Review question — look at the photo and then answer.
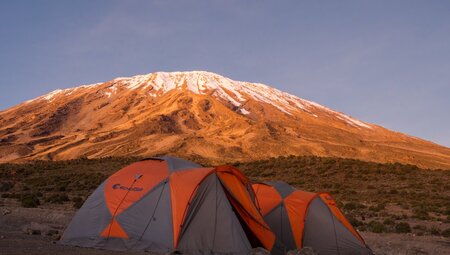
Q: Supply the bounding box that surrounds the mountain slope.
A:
[1,71,449,169]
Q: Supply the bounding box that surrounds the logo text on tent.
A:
[112,183,144,192]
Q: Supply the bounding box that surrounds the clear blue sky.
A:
[1,1,449,147]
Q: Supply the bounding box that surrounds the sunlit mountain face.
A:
[1,71,449,169]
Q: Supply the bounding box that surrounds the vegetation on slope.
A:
[234,156,450,237]
[0,156,449,237]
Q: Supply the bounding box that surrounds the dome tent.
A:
[61,156,275,254]
[252,181,373,255]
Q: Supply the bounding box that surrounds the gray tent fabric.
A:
[303,198,372,255]
[117,180,173,252]
[266,181,295,198]
[139,156,201,172]
[263,203,296,253]
[60,182,112,248]
[178,174,251,254]
[160,156,202,173]
[61,179,175,252]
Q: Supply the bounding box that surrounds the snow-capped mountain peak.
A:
[34,71,372,129]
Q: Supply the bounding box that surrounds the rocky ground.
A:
[361,232,450,255]
[0,203,449,255]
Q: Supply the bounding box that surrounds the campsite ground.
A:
[1,204,449,255]
[0,156,449,254]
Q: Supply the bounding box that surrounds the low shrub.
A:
[442,228,450,238]
[367,221,385,233]
[429,226,441,235]
[343,202,365,211]
[383,218,395,226]
[395,222,411,233]
[412,206,430,220]
[46,193,70,204]
[413,224,427,231]
[347,216,363,227]
[72,196,84,209]
[0,181,14,192]
[20,194,40,208]
[369,203,386,212]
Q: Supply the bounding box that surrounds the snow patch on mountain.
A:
[30,83,101,103]
[239,108,250,115]
[33,71,372,129]
[42,89,63,101]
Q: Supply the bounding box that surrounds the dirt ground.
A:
[0,204,449,255]
[361,232,450,255]
[0,202,151,255]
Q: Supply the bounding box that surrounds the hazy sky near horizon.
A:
[1,1,449,147]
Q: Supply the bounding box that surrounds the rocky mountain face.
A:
[1,71,449,169]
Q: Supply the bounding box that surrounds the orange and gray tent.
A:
[60,156,275,254]
[252,181,372,255]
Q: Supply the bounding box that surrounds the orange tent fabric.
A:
[169,168,214,248]
[216,166,275,250]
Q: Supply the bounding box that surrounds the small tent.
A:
[252,181,372,255]
[61,157,275,254]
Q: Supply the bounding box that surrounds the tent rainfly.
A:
[61,157,275,254]
[252,181,373,255]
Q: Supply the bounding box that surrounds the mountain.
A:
[1,71,449,169]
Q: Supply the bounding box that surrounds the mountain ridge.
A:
[1,71,449,169]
